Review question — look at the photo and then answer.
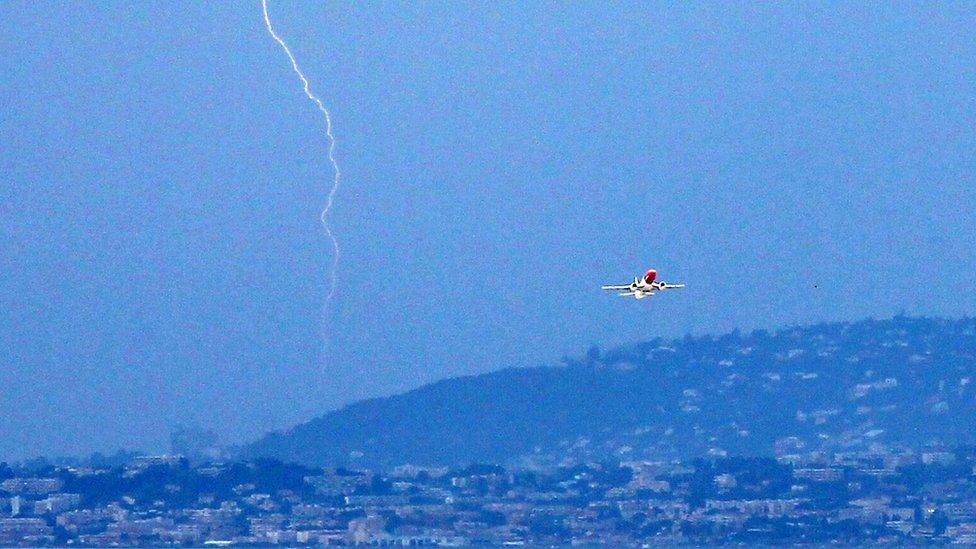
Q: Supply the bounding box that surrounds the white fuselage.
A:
[628,279,660,298]
[630,279,662,292]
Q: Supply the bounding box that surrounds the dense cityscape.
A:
[5,443,976,545]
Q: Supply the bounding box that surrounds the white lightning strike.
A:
[261,0,341,304]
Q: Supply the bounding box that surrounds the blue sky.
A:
[1,2,975,459]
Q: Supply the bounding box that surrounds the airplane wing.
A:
[601,284,632,291]
[621,291,653,299]
[660,283,686,289]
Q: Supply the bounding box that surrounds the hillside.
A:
[243,316,976,468]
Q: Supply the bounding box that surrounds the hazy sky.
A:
[2,2,975,459]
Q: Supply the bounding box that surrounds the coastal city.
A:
[3,443,976,546]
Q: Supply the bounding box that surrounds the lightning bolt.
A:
[261,0,341,304]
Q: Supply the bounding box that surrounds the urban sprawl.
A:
[4,444,976,545]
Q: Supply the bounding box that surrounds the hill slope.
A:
[244,316,976,468]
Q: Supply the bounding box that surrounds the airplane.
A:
[602,268,685,299]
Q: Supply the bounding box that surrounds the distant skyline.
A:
[2,2,975,460]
